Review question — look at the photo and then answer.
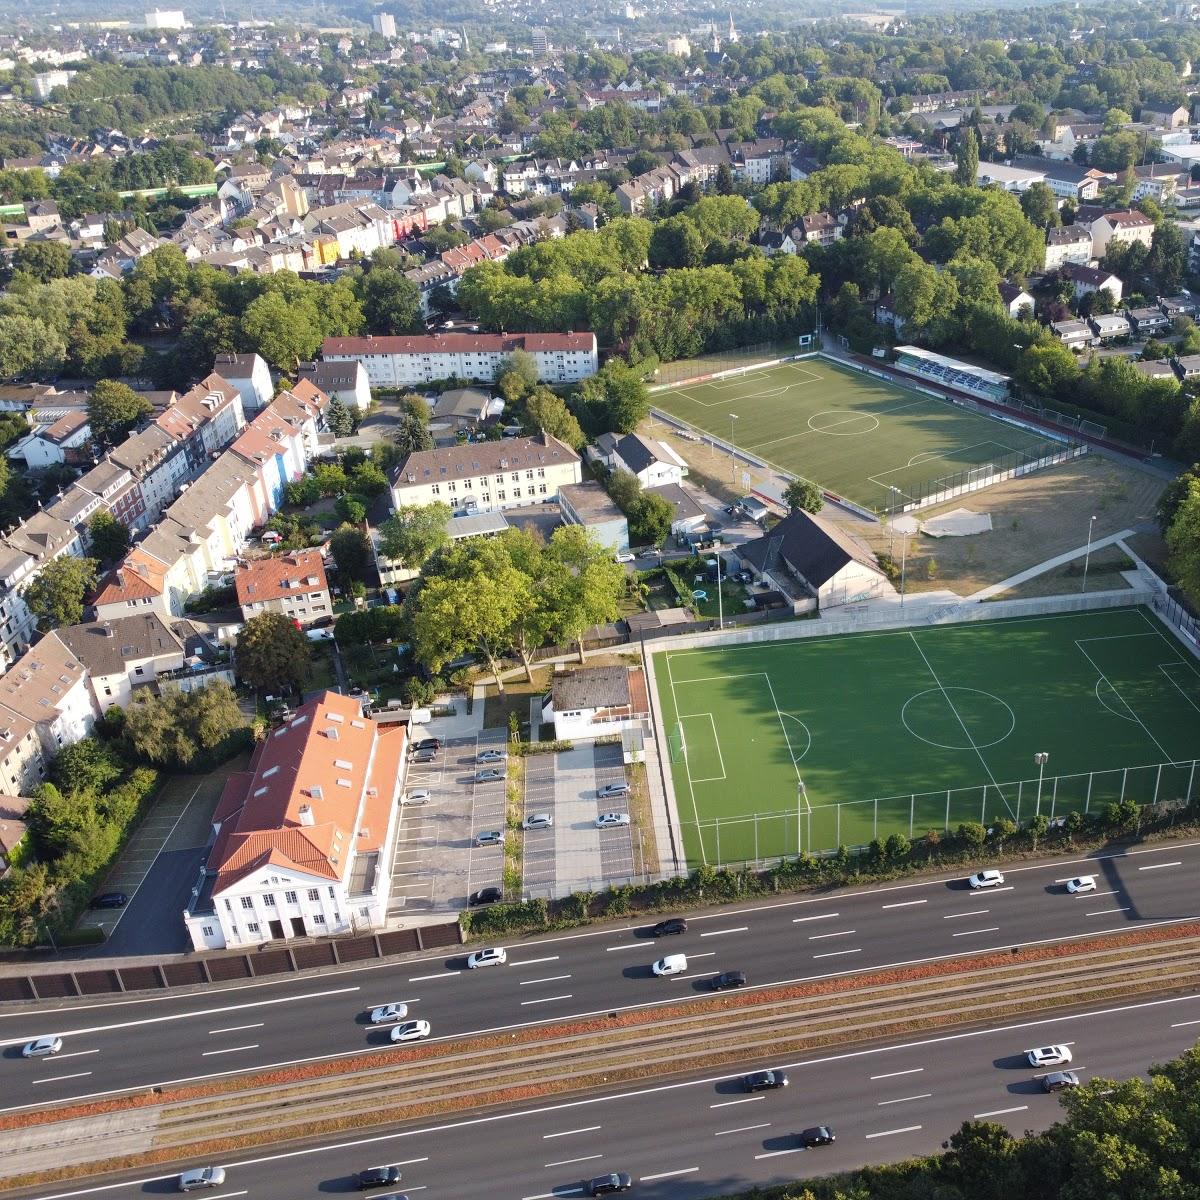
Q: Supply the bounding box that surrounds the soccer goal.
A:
[667,722,687,763]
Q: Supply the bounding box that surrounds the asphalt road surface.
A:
[2,839,1198,1117]
[22,988,1200,1200]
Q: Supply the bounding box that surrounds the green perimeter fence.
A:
[679,756,1200,866]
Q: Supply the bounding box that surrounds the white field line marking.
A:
[793,912,839,923]
[542,1125,602,1139]
[813,949,862,959]
[1139,862,1181,871]
[640,1167,700,1182]
[544,1155,603,1168]
[50,1050,99,1060]
[710,1096,763,1108]
[943,910,989,919]
[865,1125,922,1139]
[605,944,643,952]
[1171,1019,1200,1028]
[509,956,561,966]
[1074,640,1171,760]
[519,976,572,986]
[32,1072,92,1084]
[754,1148,805,1160]
[408,974,457,983]
[208,1023,264,1035]
[520,994,573,1006]
[809,930,856,940]
[1085,907,1131,916]
[951,927,1000,937]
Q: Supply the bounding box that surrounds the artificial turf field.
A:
[653,607,1200,866]
[652,356,1054,511]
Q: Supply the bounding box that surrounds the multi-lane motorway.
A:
[1,837,1197,1119]
[22,989,1200,1200]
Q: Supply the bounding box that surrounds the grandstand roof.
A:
[893,345,1010,388]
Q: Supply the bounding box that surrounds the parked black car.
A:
[469,887,503,906]
[89,892,127,909]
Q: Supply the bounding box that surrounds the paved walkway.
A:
[965,528,1137,602]
[423,694,484,740]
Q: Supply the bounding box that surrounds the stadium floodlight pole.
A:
[729,413,739,479]
[797,778,806,857]
[716,549,724,631]
[1080,515,1097,594]
[1034,752,1049,818]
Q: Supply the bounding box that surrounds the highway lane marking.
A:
[754,1146,806,1159]
[519,975,573,986]
[193,1194,246,1200]
[865,1125,922,1139]
[201,1044,259,1056]
[16,946,1200,1120]
[1139,861,1181,870]
[943,909,989,919]
[813,949,861,959]
[700,926,749,937]
[542,1125,602,1139]
[877,1093,932,1105]
[715,1122,772,1136]
[520,994,573,1006]
[974,1105,1029,1119]
[27,992,1200,1199]
[1171,1018,1200,1027]
[976,886,1014,894]
[408,973,457,982]
[0,985,361,1049]
[951,927,1000,937]
[792,912,839,923]
[50,1050,100,1060]
[1085,906,1131,916]
[640,1167,699,1181]
[509,956,561,967]
[871,1068,924,1080]
[544,1155,603,1168]
[522,1190,583,1199]
[881,899,927,909]
[14,837,1200,1027]
[208,1023,265,1034]
[808,929,856,940]
[32,1072,92,1084]
[710,1096,763,1108]
[604,943,643,951]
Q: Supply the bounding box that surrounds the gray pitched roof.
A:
[614,433,662,475]
[550,666,631,711]
[53,612,183,678]
[739,509,880,590]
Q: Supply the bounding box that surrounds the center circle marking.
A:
[901,687,1016,750]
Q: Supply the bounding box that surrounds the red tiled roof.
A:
[235,550,328,606]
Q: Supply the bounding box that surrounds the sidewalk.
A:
[965,528,1136,602]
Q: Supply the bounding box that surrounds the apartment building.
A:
[235,551,331,627]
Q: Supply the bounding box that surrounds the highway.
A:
[21,989,1200,1200]
[1,838,1198,1115]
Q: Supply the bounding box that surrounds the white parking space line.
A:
[32,1072,92,1084]
[519,975,573,986]
[870,1068,924,1080]
[544,1155,603,1168]
[640,1167,699,1181]
[808,929,856,940]
[881,899,927,909]
[699,927,749,937]
[943,910,989,919]
[509,956,561,967]
[200,1044,259,1056]
[710,1096,763,1108]
[865,1125,922,1139]
[877,1093,932,1106]
[543,1125,602,1139]
[209,1023,264,1035]
[792,912,839,923]
[1085,906,1131,916]
[754,1148,805,1159]
[1139,861,1181,870]
[520,994,573,1006]
[951,926,1000,937]
[813,948,861,959]
[973,1105,1029,1119]
[715,1122,771,1136]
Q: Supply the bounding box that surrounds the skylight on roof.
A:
[263,765,279,777]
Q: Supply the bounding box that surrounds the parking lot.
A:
[386,730,509,915]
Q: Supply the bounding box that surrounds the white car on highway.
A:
[968,869,1005,889]
[652,953,688,977]
[467,947,507,969]
[21,1036,62,1058]
[389,1019,431,1043]
[1066,875,1096,893]
[369,1003,409,1024]
[1027,1044,1073,1067]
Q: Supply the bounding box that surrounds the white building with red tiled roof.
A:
[235,551,331,626]
[321,331,598,388]
[183,691,408,950]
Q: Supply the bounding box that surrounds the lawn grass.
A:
[654,607,1200,865]
[653,356,1055,511]
[481,668,552,733]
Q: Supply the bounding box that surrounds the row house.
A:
[1043,224,1093,271]
[229,405,309,510]
[55,611,186,712]
[727,139,787,185]
[234,550,331,627]
[11,409,92,469]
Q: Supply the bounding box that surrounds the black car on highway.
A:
[798,1126,836,1147]
[742,1069,788,1092]
[650,918,687,937]
[587,1173,632,1195]
[709,970,747,990]
[357,1166,402,1189]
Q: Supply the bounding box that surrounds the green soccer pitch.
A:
[651,357,1055,511]
[653,608,1200,866]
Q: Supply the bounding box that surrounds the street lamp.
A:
[729,413,739,480]
[1080,515,1097,594]
[1034,751,1049,818]
[797,778,806,857]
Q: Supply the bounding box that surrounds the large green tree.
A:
[543,524,624,661]
[23,557,98,631]
[523,386,585,448]
[235,612,311,694]
[1166,474,1200,604]
[329,524,373,580]
[377,503,452,570]
[87,511,131,563]
[124,682,245,768]
[784,478,825,514]
[88,380,152,444]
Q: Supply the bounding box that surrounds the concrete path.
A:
[423,694,484,740]
[964,528,1136,602]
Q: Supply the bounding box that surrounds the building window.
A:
[247,922,260,933]
[313,913,326,924]
[498,491,506,501]
[525,470,533,479]
[448,482,456,492]
[431,484,440,494]
[329,886,336,897]
[240,896,254,910]
[285,890,297,904]
[307,888,320,901]
[225,898,232,911]
[202,925,213,937]
[134,666,145,676]
[513,487,521,498]
[539,484,547,495]
[264,894,276,907]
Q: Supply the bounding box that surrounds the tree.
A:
[497,349,539,396]
[377,503,452,570]
[1148,220,1187,294]
[335,493,367,525]
[393,412,435,455]
[236,612,311,694]
[88,379,152,444]
[783,478,824,514]
[124,682,245,768]
[628,490,675,546]
[349,461,388,496]
[355,264,422,335]
[649,215,704,268]
[544,524,624,661]
[1166,475,1200,604]
[575,360,650,434]
[714,162,735,195]
[87,511,131,563]
[50,736,123,796]
[23,556,98,631]
[329,524,372,580]
[1019,181,1060,229]
[326,395,355,437]
[524,386,585,448]
[13,242,72,283]
[241,290,322,372]
[954,127,979,187]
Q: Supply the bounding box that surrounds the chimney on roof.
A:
[298,804,315,826]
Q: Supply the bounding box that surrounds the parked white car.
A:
[596,812,631,829]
